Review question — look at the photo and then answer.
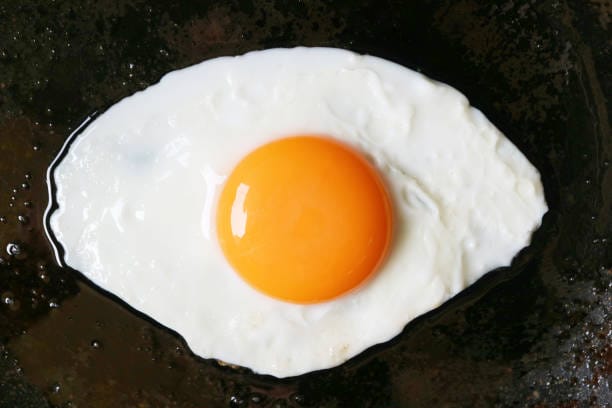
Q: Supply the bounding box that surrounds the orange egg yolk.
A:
[216,135,393,304]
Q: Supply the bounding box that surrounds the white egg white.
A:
[47,47,547,377]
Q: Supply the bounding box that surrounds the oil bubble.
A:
[51,382,61,393]
[38,270,49,283]
[6,243,21,256]
[291,393,307,405]
[229,394,247,407]
[2,291,15,305]
[250,393,265,404]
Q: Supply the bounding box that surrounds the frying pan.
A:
[0,0,609,407]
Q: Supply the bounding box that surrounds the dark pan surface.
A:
[0,1,610,407]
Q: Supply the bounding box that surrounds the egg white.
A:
[47,47,547,377]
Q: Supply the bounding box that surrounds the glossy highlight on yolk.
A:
[216,136,393,304]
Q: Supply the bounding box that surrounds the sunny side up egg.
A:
[46,47,548,378]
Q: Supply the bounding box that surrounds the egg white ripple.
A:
[48,47,547,377]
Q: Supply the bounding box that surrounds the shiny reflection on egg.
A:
[46,47,547,377]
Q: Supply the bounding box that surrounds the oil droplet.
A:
[24,172,32,180]
[38,270,49,283]
[291,393,307,405]
[2,291,15,305]
[229,394,247,407]
[0,216,6,223]
[48,300,60,309]
[6,243,21,256]
[91,340,102,349]
[250,393,264,404]
[21,183,29,190]
[17,215,29,224]
[32,144,41,151]
[51,382,61,393]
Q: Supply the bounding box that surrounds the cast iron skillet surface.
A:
[0,1,609,407]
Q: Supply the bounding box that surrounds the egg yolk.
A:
[216,136,393,304]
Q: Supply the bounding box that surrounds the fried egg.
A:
[46,47,547,377]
